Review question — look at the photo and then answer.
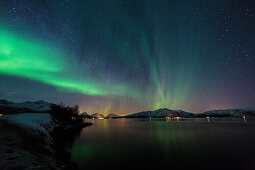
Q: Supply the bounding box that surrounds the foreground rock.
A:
[0,113,91,169]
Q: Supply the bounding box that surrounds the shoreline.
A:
[0,113,92,170]
[51,122,92,169]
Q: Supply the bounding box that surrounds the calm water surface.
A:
[69,118,255,170]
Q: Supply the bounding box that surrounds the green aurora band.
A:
[0,29,135,97]
[0,0,254,114]
[0,26,196,113]
[0,1,201,113]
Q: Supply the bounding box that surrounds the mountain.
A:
[0,99,52,114]
[125,108,195,118]
[91,113,105,119]
[80,112,92,118]
[199,108,255,117]
[126,108,255,118]
[105,113,120,119]
[1,99,254,118]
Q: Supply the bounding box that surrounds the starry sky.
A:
[0,0,255,115]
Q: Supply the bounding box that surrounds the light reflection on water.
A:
[69,118,255,170]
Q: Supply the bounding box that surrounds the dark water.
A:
[69,118,255,170]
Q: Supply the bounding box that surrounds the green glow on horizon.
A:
[0,30,135,97]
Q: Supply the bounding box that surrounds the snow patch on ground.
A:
[2,113,57,132]
[0,113,60,169]
[1,113,59,144]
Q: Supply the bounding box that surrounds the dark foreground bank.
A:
[0,113,91,169]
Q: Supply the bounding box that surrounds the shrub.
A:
[50,103,80,126]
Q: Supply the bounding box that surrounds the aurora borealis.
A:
[0,29,135,96]
[0,0,254,114]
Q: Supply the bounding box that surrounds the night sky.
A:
[0,0,255,115]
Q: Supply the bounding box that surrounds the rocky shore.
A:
[0,113,92,170]
[51,121,92,169]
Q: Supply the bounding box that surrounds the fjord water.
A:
[69,118,255,170]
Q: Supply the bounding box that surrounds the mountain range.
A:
[90,113,105,119]
[125,108,255,118]
[0,99,51,114]
[1,99,254,118]
[105,113,120,119]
